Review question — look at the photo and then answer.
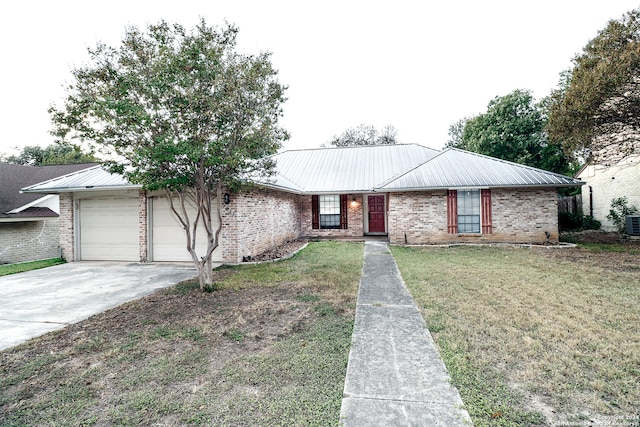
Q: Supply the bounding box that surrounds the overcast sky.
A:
[0,1,636,157]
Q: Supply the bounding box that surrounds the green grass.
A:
[0,241,364,426]
[0,258,65,276]
[392,245,640,427]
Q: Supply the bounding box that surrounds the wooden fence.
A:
[558,194,583,214]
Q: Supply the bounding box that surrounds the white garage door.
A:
[151,196,222,262]
[79,196,139,261]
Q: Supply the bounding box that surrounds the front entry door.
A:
[368,195,386,233]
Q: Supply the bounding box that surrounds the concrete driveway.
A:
[0,262,198,352]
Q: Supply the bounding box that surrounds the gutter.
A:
[373,183,586,193]
[21,185,143,194]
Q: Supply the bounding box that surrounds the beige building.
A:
[576,126,640,232]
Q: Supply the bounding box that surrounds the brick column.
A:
[58,192,75,261]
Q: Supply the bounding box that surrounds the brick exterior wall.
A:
[58,192,75,261]
[221,187,302,263]
[388,188,559,245]
[300,194,364,238]
[54,186,561,264]
[0,219,60,264]
[139,190,148,262]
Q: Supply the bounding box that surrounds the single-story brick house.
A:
[0,162,95,264]
[21,144,583,264]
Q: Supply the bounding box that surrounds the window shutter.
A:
[340,194,348,229]
[481,189,493,234]
[312,195,319,229]
[447,190,458,234]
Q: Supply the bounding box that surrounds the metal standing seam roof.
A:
[20,165,140,193]
[259,144,441,194]
[377,148,584,190]
[21,145,584,194]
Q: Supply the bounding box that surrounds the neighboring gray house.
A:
[0,162,95,264]
[22,145,583,264]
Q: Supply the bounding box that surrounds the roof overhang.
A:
[375,182,586,193]
[21,184,142,194]
[0,215,57,223]
[7,194,57,214]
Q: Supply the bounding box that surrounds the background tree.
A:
[446,89,573,175]
[547,9,640,163]
[2,143,97,166]
[327,124,398,147]
[50,20,288,290]
[446,118,467,148]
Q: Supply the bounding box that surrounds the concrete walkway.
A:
[340,241,472,426]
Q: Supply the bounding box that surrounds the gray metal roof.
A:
[261,144,440,193]
[21,165,140,193]
[21,145,583,194]
[377,148,583,190]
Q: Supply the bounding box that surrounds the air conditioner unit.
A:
[626,215,640,236]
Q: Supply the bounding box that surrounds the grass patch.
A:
[392,245,640,426]
[0,258,65,276]
[575,242,638,253]
[0,241,363,426]
[223,329,247,342]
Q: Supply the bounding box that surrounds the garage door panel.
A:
[152,197,222,262]
[79,197,138,261]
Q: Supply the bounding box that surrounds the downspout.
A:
[589,186,593,217]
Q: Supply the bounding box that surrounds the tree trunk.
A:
[166,185,222,292]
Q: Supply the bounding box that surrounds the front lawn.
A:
[0,258,65,277]
[0,241,363,426]
[392,244,640,426]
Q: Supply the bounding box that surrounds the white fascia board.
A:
[7,194,58,214]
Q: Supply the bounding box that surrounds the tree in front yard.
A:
[49,19,289,290]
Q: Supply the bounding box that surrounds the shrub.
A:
[558,212,601,232]
[607,197,639,233]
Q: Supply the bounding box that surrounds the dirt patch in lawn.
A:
[243,239,308,262]
[555,230,640,272]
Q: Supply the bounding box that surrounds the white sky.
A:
[0,1,636,157]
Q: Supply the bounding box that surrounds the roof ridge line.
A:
[374,148,446,190]
[276,142,428,155]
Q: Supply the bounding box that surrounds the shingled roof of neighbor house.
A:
[21,144,584,194]
[0,162,96,220]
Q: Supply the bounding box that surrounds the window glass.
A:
[319,194,340,229]
[457,190,480,233]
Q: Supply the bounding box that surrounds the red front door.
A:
[368,195,386,233]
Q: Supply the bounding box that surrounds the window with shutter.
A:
[312,194,348,229]
[448,189,492,234]
[481,189,493,234]
[447,190,458,234]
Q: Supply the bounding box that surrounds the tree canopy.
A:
[327,124,398,147]
[2,143,97,166]
[547,9,640,163]
[49,19,288,289]
[446,89,573,175]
